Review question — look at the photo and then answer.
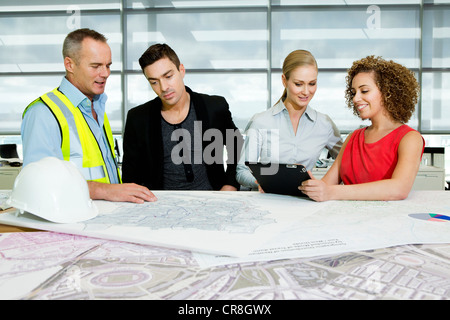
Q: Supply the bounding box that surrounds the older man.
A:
[22,28,156,203]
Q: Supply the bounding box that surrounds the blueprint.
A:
[0,232,449,300]
[0,191,321,257]
[84,191,275,233]
[194,191,450,267]
[1,190,450,263]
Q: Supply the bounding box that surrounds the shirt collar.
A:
[272,99,317,122]
[58,77,108,110]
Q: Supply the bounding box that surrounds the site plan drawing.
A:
[0,232,449,300]
[1,190,450,266]
[0,191,319,257]
[84,191,276,233]
[195,191,450,267]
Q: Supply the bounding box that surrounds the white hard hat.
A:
[7,157,98,223]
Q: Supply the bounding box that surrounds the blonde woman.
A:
[236,50,342,190]
[299,56,424,201]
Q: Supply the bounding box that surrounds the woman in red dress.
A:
[299,55,424,201]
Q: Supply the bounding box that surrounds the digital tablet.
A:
[245,162,310,197]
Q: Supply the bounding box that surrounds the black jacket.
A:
[122,86,243,190]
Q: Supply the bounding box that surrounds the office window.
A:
[272,4,420,69]
[126,11,267,71]
[125,8,268,128]
[423,4,450,68]
[125,0,268,9]
[421,72,450,132]
[0,75,61,132]
[0,3,121,132]
[272,3,421,132]
[0,0,120,11]
[127,73,267,130]
[1,1,449,158]
[0,6,122,75]
[421,4,450,133]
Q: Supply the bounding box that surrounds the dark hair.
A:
[345,55,419,123]
[62,28,107,61]
[139,43,181,71]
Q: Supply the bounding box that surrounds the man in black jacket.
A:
[122,43,243,191]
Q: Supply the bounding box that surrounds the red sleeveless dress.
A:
[340,125,424,185]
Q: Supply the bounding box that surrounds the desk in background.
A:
[312,165,446,190]
[0,164,21,189]
[1,164,447,191]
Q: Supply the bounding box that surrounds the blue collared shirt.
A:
[21,77,119,184]
[236,100,342,189]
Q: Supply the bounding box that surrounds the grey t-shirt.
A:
[161,104,213,190]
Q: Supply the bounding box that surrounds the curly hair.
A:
[345,55,419,123]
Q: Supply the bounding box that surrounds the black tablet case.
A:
[245,162,310,196]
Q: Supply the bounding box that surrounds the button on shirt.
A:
[21,77,119,184]
[236,100,342,189]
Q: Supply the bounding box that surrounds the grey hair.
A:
[62,28,107,62]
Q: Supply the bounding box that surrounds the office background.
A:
[0,0,449,180]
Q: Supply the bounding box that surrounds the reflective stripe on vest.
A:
[24,88,121,184]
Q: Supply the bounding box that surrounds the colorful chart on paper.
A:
[409,213,450,222]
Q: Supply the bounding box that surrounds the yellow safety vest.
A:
[24,88,121,184]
